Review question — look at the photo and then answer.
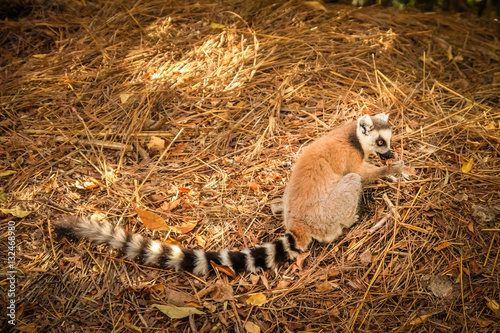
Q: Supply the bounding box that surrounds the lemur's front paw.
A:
[390,160,405,174]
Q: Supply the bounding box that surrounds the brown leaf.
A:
[0,170,16,177]
[346,252,356,262]
[195,235,206,247]
[248,182,259,193]
[250,274,260,285]
[147,136,165,150]
[303,1,327,12]
[161,198,181,212]
[151,284,164,293]
[360,249,372,266]
[165,288,197,307]
[469,259,481,274]
[316,280,332,292]
[244,321,261,333]
[0,206,31,218]
[260,273,269,289]
[428,276,454,298]
[327,268,341,278]
[295,252,310,271]
[468,221,474,234]
[152,304,204,318]
[203,301,217,313]
[246,293,267,306]
[461,158,473,173]
[134,205,169,231]
[274,280,290,290]
[433,241,451,252]
[207,284,234,302]
[409,313,432,325]
[15,324,36,333]
[470,317,494,328]
[177,220,198,234]
[210,260,236,278]
[178,186,191,193]
[486,297,500,317]
[161,237,181,246]
[347,280,363,290]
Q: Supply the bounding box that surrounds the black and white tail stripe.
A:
[54,216,301,275]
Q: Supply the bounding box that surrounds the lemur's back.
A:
[282,121,363,211]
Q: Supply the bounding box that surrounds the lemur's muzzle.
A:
[378,150,393,160]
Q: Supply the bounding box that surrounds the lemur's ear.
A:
[357,114,373,135]
[374,113,389,122]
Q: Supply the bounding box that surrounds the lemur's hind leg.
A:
[314,173,363,243]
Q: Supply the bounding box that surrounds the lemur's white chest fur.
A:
[54,113,404,275]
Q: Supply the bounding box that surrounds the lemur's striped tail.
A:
[54,216,301,275]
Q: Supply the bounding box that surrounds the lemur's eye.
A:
[377,139,384,146]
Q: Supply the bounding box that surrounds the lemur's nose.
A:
[379,150,393,160]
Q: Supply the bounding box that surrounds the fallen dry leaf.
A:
[151,284,164,293]
[433,241,451,252]
[327,267,341,278]
[0,206,31,218]
[260,273,269,289]
[161,237,181,246]
[470,317,494,328]
[246,293,267,306]
[362,108,374,115]
[207,284,234,303]
[469,259,481,274]
[176,220,198,234]
[210,260,236,278]
[248,182,259,193]
[360,249,372,266]
[119,93,131,103]
[0,170,16,177]
[461,158,473,173]
[295,252,310,271]
[485,297,500,317]
[274,280,290,290]
[467,221,475,234]
[316,280,332,292]
[244,321,261,333]
[428,276,454,298]
[134,205,169,231]
[303,1,327,11]
[409,313,432,325]
[152,304,204,319]
[250,274,260,285]
[165,288,198,307]
[161,198,181,212]
[195,235,206,247]
[14,324,36,333]
[147,136,165,151]
[178,186,191,193]
[210,21,225,29]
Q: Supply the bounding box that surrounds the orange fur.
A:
[283,116,403,251]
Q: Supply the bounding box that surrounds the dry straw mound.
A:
[1,0,499,331]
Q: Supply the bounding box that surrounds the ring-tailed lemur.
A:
[54,113,404,275]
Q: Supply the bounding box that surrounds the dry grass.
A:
[1,0,499,332]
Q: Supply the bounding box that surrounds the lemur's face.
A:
[356,113,393,160]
